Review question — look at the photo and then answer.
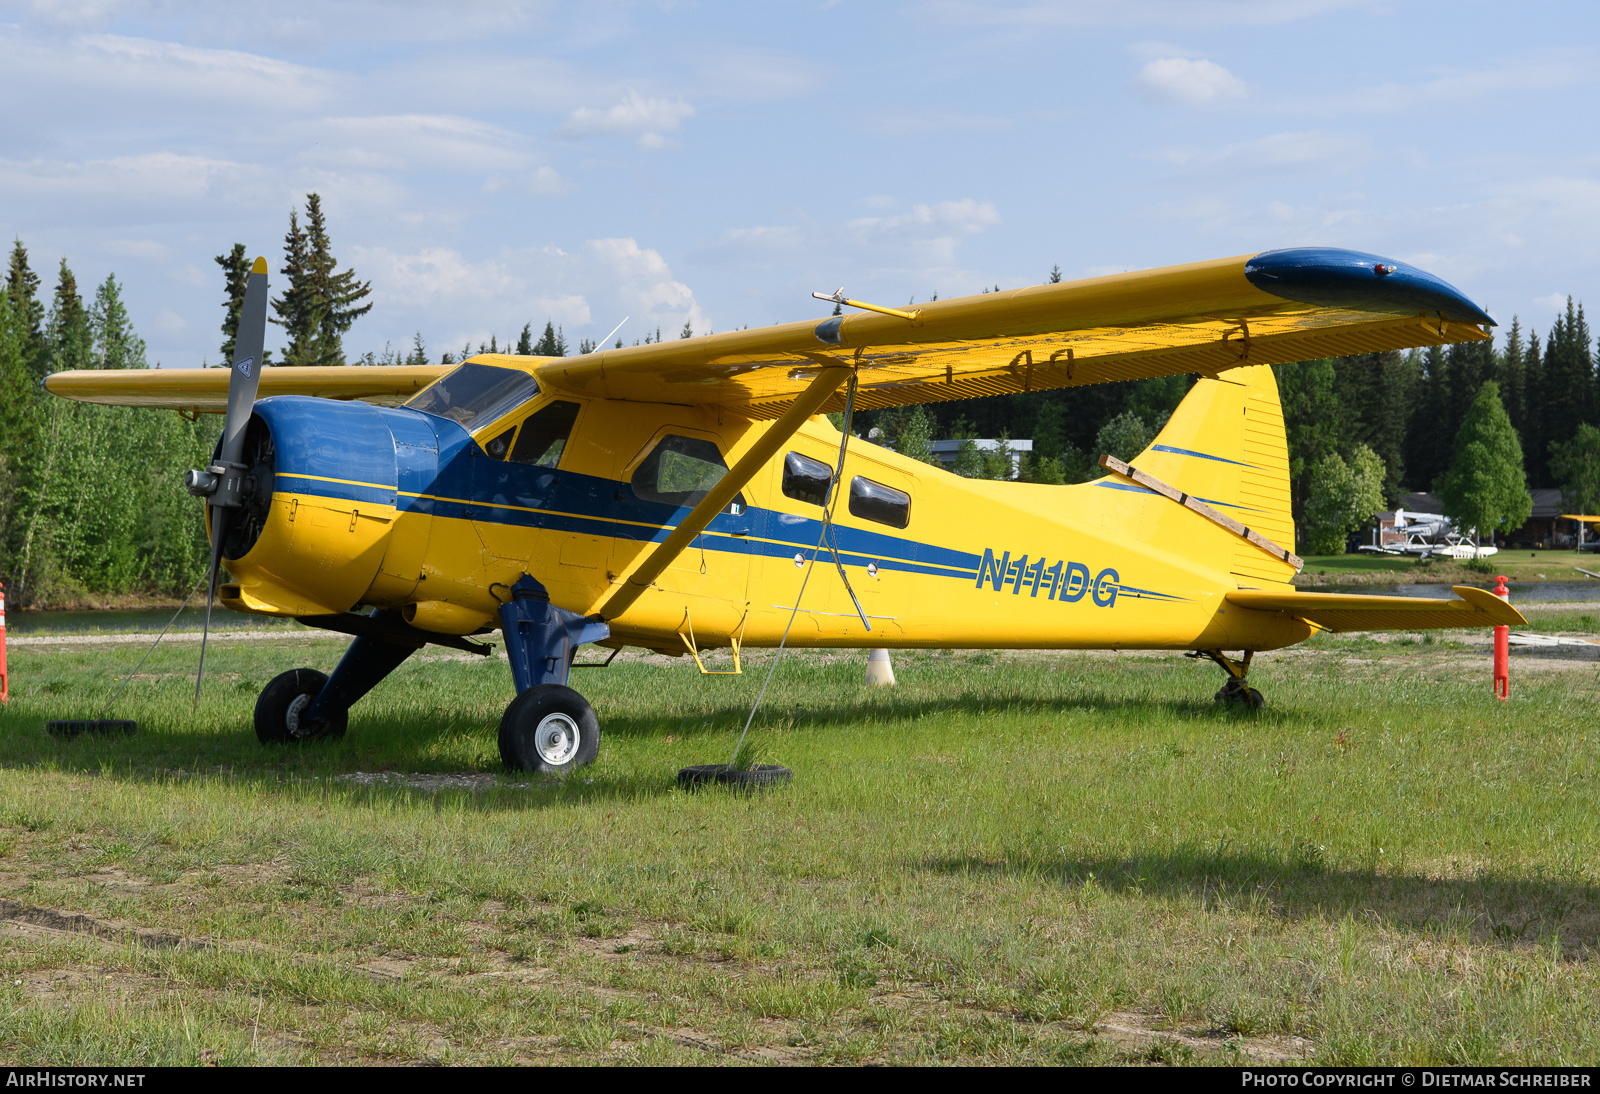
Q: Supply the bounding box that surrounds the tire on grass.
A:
[498,684,600,774]
[255,668,346,744]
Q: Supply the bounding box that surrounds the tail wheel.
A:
[255,668,347,743]
[1215,680,1265,710]
[499,684,599,774]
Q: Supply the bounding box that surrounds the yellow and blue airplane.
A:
[46,247,1526,772]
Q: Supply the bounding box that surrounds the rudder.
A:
[1129,364,1296,585]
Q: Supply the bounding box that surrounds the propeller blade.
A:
[194,256,269,711]
[220,256,269,469]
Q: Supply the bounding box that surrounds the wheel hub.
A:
[535,712,580,766]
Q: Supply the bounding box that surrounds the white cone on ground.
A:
[865,647,896,686]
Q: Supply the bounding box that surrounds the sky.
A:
[3,0,1597,368]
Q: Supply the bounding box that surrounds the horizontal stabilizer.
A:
[1226,585,1526,632]
[45,364,451,413]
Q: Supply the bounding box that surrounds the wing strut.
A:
[1098,454,1304,572]
[595,364,852,622]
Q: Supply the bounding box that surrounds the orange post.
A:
[0,580,8,704]
[1492,574,1509,701]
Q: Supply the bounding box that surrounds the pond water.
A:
[4,606,299,636]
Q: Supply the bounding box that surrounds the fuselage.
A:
[219,358,1313,656]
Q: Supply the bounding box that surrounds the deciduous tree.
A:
[1439,382,1532,546]
[1303,445,1386,556]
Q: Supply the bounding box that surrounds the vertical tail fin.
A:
[1128,364,1296,584]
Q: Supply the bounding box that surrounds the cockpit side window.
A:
[632,434,743,512]
[509,400,581,468]
[849,476,911,529]
[403,363,538,431]
[782,451,833,506]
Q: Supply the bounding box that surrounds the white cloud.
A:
[293,115,536,174]
[1133,57,1248,106]
[483,166,575,197]
[919,0,1375,29]
[347,237,701,351]
[0,153,267,213]
[557,92,696,148]
[152,307,187,335]
[690,197,1004,305]
[587,238,704,335]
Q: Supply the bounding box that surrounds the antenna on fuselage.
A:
[598,316,629,350]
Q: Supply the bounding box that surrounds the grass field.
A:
[1296,549,1600,586]
[2,614,1600,1066]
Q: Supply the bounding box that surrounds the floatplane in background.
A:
[45,247,1525,772]
[1359,510,1501,560]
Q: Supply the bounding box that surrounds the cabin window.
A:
[782,451,833,507]
[510,400,581,468]
[404,363,538,430]
[485,426,515,459]
[849,476,911,529]
[632,435,731,508]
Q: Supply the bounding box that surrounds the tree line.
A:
[3,204,1596,605]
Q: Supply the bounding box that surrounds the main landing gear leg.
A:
[496,574,610,775]
[255,611,419,743]
[1192,649,1264,710]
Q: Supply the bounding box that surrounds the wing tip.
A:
[1244,247,1495,327]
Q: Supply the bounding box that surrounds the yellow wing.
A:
[44,364,451,413]
[1227,586,1525,632]
[45,248,1491,420]
[531,248,1494,419]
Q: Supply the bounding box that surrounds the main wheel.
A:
[498,684,600,774]
[255,668,347,744]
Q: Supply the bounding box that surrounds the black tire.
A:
[678,764,793,792]
[255,668,346,744]
[1214,683,1265,710]
[499,685,600,774]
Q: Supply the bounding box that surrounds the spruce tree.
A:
[271,194,372,366]
[271,208,316,364]
[1438,381,1532,546]
[516,323,534,355]
[45,260,91,374]
[1275,359,1343,527]
[1049,265,1062,284]
[1524,329,1545,487]
[5,239,44,379]
[1499,318,1526,444]
[680,319,693,339]
[215,243,250,363]
[533,322,558,356]
[1550,423,1600,517]
[90,274,146,370]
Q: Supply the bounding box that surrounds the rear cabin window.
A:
[510,401,581,467]
[849,476,911,529]
[782,451,833,506]
[404,363,538,431]
[632,435,744,513]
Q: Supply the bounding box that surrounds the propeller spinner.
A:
[184,255,270,709]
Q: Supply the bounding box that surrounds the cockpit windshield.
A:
[403,363,539,431]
